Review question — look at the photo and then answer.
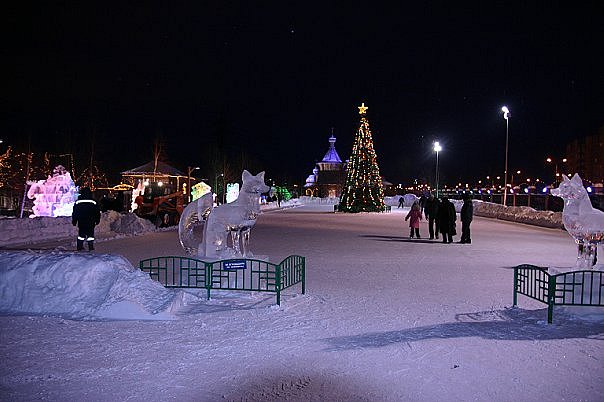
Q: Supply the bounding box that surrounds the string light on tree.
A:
[339,102,385,213]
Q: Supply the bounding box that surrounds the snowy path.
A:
[1,206,603,401]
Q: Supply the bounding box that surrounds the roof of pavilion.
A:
[121,161,185,177]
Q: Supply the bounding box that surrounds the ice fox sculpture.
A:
[178,170,269,258]
[551,173,604,268]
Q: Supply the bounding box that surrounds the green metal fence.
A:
[513,264,604,323]
[140,255,305,305]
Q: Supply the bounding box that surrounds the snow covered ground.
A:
[1,205,603,401]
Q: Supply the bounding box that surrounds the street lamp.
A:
[501,106,510,206]
[187,166,200,203]
[433,141,442,198]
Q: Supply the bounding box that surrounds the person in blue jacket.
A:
[72,187,101,251]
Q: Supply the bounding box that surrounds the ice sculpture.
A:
[130,180,145,213]
[26,165,78,218]
[178,191,214,255]
[225,183,240,204]
[178,170,269,258]
[190,181,211,202]
[551,174,604,268]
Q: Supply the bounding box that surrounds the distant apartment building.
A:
[565,126,604,184]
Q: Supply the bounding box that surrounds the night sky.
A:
[2,2,603,186]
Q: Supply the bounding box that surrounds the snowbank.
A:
[0,211,157,247]
[0,251,185,320]
[454,200,564,229]
[261,198,302,210]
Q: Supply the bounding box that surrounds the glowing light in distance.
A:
[501,106,510,120]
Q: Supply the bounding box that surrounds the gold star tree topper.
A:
[358,102,368,115]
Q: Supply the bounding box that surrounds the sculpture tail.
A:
[178,193,214,255]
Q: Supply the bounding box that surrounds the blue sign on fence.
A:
[223,259,247,270]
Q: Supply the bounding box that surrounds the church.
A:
[304,133,346,198]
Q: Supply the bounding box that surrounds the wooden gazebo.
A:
[121,161,192,196]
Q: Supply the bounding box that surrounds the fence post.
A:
[547,275,556,323]
[276,264,282,305]
[205,262,212,300]
[301,256,306,295]
[513,267,518,306]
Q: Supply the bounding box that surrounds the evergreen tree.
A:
[339,103,385,212]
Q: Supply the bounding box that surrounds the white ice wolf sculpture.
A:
[178,170,270,258]
[551,173,604,268]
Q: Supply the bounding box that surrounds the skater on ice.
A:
[405,201,423,239]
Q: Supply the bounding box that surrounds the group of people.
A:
[404,193,473,244]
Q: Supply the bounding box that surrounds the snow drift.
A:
[0,251,184,320]
[0,211,156,247]
[460,200,563,229]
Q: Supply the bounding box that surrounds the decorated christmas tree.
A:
[339,103,385,212]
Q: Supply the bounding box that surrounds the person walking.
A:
[438,196,457,243]
[424,193,440,240]
[418,193,428,216]
[72,187,101,251]
[405,201,422,238]
[460,194,474,244]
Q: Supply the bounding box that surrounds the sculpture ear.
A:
[571,173,582,185]
[257,171,265,180]
[242,170,252,181]
[561,174,570,182]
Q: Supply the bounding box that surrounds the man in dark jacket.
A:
[438,196,456,244]
[424,193,440,240]
[72,187,101,251]
[460,194,474,244]
[418,193,427,216]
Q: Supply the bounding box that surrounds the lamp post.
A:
[501,106,510,206]
[433,141,442,198]
[186,166,200,203]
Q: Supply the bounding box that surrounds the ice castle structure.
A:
[27,165,78,218]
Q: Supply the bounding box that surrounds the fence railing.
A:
[140,255,305,305]
[513,264,604,323]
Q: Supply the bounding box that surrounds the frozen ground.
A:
[1,205,603,401]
